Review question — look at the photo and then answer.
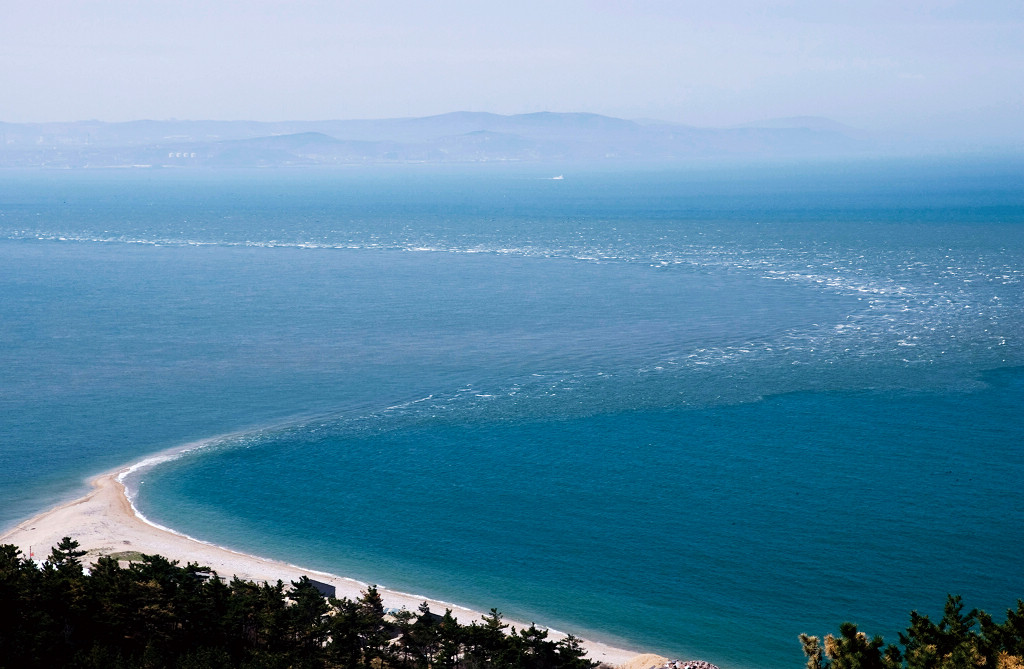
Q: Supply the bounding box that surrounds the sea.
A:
[1,158,1022,669]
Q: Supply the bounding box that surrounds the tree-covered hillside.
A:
[801,595,1024,669]
[4,538,1023,669]
[0,538,598,669]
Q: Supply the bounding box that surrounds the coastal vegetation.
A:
[800,595,1024,669]
[5,538,1024,669]
[0,538,599,669]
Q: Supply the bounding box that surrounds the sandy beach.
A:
[0,460,645,668]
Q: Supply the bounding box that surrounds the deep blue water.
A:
[1,160,1022,668]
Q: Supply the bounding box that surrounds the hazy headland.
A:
[0,111,916,169]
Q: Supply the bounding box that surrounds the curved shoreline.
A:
[0,458,645,667]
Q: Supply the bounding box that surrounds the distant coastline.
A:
[0,112,877,168]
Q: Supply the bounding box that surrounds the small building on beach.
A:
[306,578,336,598]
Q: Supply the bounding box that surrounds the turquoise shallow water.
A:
[1,160,1022,668]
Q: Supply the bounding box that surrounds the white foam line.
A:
[122,484,365,586]
[110,434,372,587]
[383,394,434,411]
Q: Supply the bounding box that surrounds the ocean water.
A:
[1,160,1022,668]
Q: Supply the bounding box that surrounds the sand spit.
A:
[0,465,640,667]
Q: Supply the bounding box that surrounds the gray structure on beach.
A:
[306,579,336,598]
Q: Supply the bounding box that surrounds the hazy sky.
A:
[3,0,1022,138]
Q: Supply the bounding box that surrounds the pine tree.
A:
[436,608,463,669]
[901,595,987,669]
[46,536,87,575]
[284,576,330,667]
[555,633,599,669]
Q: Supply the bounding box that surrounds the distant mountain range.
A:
[0,112,877,168]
